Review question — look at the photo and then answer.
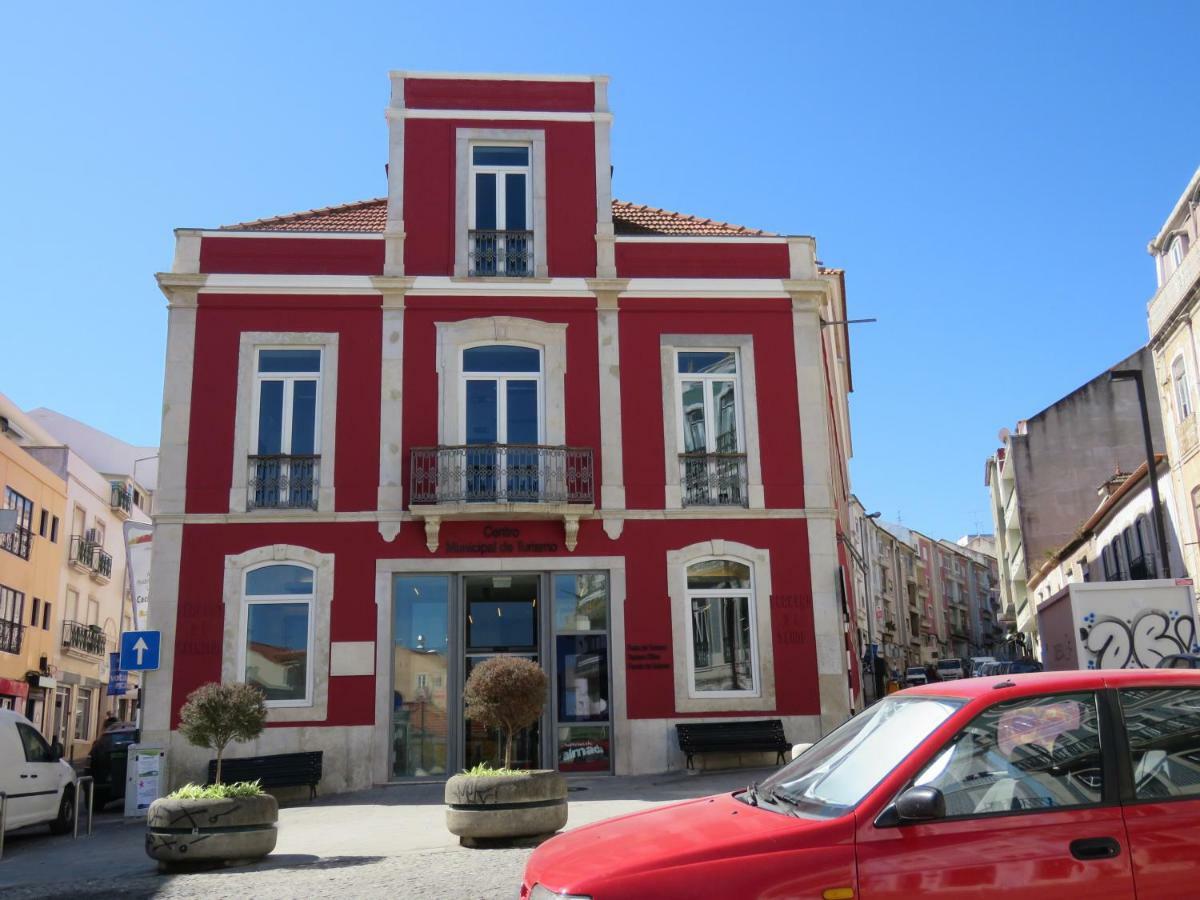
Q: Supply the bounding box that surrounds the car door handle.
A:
[1070,837,1121,860]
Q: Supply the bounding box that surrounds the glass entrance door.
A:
[392,576,451,778]
[463,573,541,769]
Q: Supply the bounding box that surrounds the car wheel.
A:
[48,785,75,835]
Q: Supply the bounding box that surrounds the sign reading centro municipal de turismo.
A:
[107,652,129,696]
[120,630,161,671]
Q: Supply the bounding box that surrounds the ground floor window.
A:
[685,559,757,696]
[242,563,314,706]
[390,569,612,779]
[74,687,93,741]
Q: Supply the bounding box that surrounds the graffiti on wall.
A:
[1080,608,1199,669]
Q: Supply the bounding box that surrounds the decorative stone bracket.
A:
[410,504,591,553]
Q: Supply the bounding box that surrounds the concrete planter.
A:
[445,770,567,846]
[145,794,278,869]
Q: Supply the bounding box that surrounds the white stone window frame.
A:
[667,540,776,712]
[454,129,548,279]
[458,343,545,445]
[1172,353,1193,423]
[229,332,339,514]
[436,318,566,447]
[660,335,764,509]
[222,545,334,723]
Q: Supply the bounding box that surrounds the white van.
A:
[0,709,77,834]
[936,658,966,680]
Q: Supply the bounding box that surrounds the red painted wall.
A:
[615,242,790,279]
[185,295,382,514]
[616,298,805,510]
[404,78,595,113]
[169,515,820,728]
[199,238,384,275]
[402,119,596,277]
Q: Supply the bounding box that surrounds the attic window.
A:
[468,145,532,277]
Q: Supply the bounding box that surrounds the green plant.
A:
[463,657,547,770]
[462,762,529,777]
[178,682,267,784]
[167,781,264,800]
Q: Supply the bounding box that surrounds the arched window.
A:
[241,563,315,706]
[685,558,757,696]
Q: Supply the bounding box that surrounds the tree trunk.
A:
[504,728,514,770]
[215,745,224,785]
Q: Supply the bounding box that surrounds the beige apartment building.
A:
[0,412,67,733]
[1147,166,1200,583]
[1,395,154,761]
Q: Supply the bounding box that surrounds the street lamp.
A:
[1110,369,1171,578]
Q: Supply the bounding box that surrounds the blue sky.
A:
[2,2,1197,540]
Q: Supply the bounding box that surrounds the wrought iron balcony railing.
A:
[110,482,133,515]
[62,620,107,657]
[248,455,320,510]
[0,525,32,560]
[0,618,22,655]
[69,534,97,570]
[93,548,113,581]
[468,229,534,277]
[410,445,593,505]
[679,452,749,508]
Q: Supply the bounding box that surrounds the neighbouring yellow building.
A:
[0,409,67,735]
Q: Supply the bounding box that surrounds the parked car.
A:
[970,656,997,677]
[0,708,77,834]
[1008,659,1044,674]
[936,658,966,680]
[522,669,1200,898]
[979,661,1004,677]
[85,723,138,808]
[1157,654,1200,669]
[903,666,928,686]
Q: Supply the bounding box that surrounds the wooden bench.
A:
[206,751,324,800]
[675,719,790,769]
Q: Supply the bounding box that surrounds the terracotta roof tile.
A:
[221,198,774,237]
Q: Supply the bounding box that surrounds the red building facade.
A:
[146,72,857,792]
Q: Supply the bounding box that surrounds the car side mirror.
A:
[791,742,814,760]
[895,786,945,822]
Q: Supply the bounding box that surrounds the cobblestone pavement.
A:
[0,767,772,899]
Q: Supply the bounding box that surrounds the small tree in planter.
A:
[178,681,268,784]
[448,658,565,845]
[463,656,547,770]
[146,682,276,869]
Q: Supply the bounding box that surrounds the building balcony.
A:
[91,548,113,584]
[62,620,107,659]
[0,524,32,560]
[69,534,97,573]
[1149,232,1200,337]
[0,618,23,655]
[247,455,320,511]
[678,452,749,508]
[468,229,534,277]
[110,482,133,518]
[409,444,594,552]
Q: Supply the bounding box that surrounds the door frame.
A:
[376,556,628,784]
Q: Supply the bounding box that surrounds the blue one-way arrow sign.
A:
[120,630,161,671]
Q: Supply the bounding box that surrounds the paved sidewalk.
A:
[0,767,772,898]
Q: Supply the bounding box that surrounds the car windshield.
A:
[937,661,959,670]
[758,696,964,819]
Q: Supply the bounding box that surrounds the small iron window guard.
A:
[678,452,749,508]
[247,455,320,510]
[468,230,534,277]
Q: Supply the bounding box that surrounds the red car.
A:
[522,669,1200,899]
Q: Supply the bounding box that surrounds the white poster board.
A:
[123,522,153,631]
[125,745,166,818]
